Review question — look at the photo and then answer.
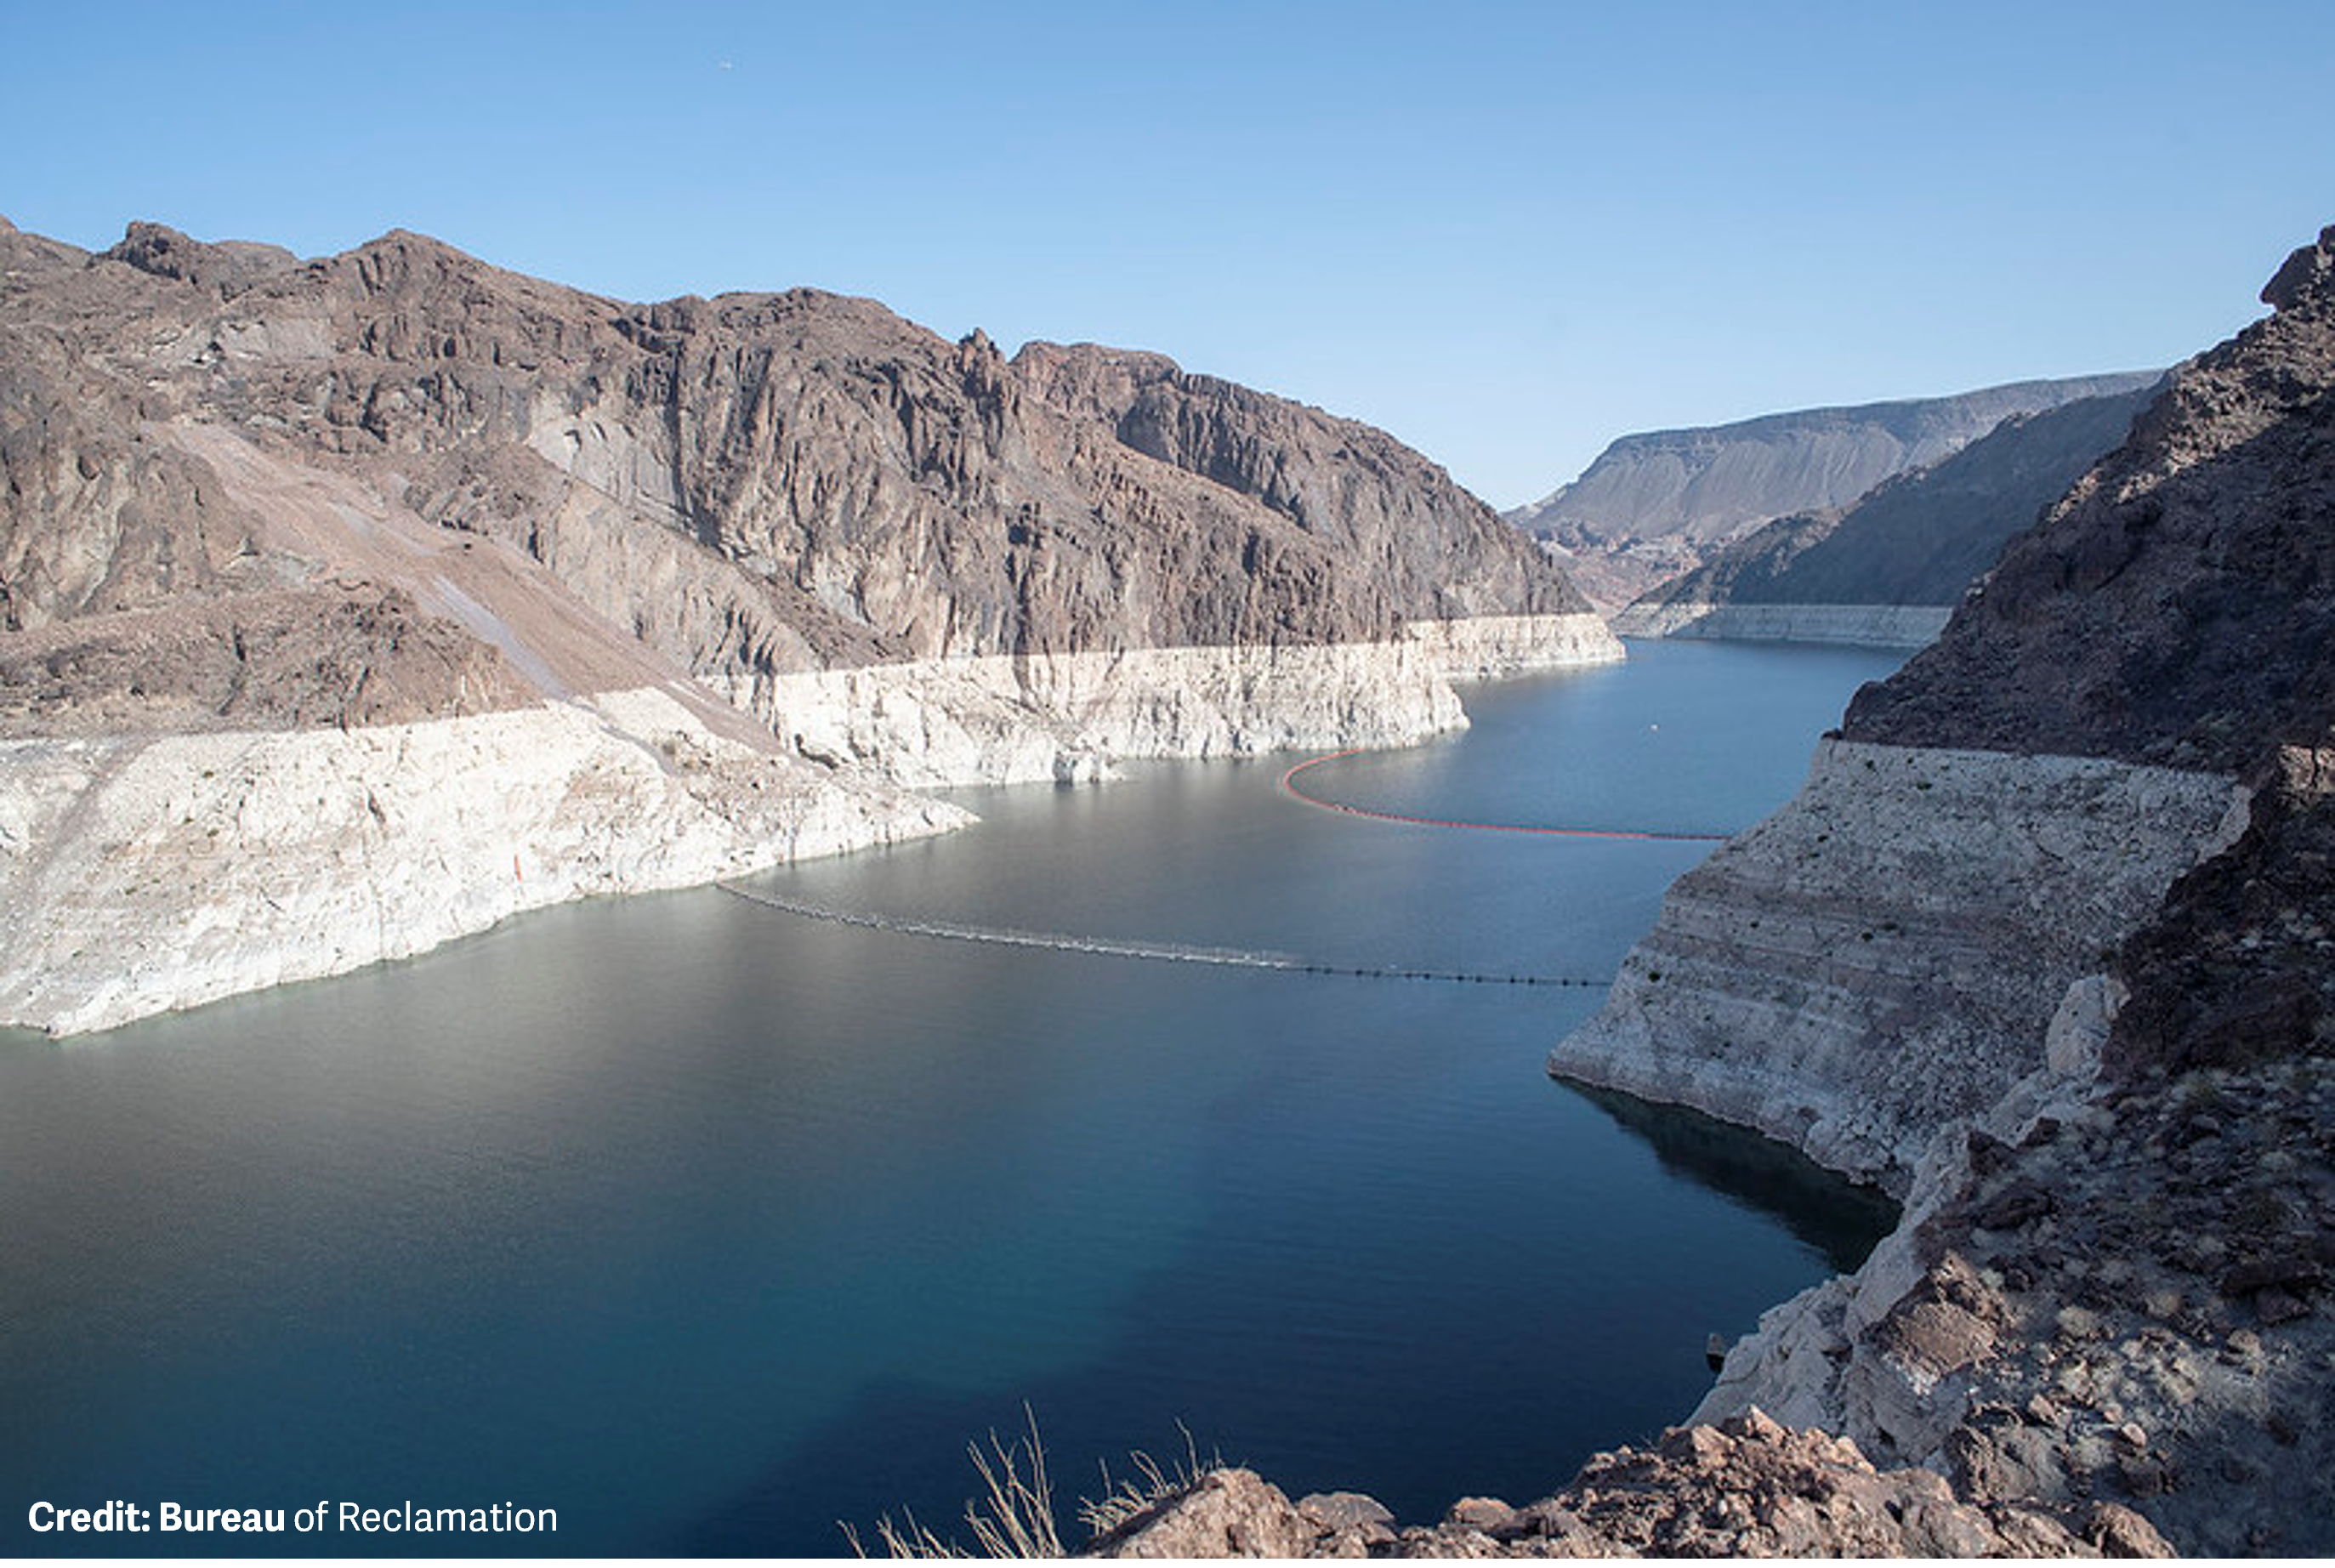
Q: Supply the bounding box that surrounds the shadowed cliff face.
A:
[1846,227,2335,774]
[1624,383,2162,618]
[0,218,1587,736]
[1505,372,2163,608]
[1632,226,2335,1558]
[2109,741,2335,1077]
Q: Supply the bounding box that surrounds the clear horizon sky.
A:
[5,1,2330,508]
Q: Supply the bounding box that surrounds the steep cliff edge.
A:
[0,217,1615,1034]
[1548,224,2335,1554]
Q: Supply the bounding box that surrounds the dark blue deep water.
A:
[0,640,1905,1555]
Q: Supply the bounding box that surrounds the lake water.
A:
[0,639,1906,1555]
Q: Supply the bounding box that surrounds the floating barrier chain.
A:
[714,883,1611,988]
[716,751,1738,985]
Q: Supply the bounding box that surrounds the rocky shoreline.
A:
[1549,737,2242,1190]
[2,211,1614,1037]
[1097,222,2335,1559]
[1633,237,2335,1559]
[0,614,1618,1037]
[750,613,1617,788]
[0,686,962,1037]
[1607,600,1952,647]
[1563,226,2335,1558]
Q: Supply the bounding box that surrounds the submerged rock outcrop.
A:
[0,216,1616,1035]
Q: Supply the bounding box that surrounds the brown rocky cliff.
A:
[3,217,1592,732]
[167,224,1576,656]
[1,229,272,632]
[1675,224,2335,1556]
[1014,341,1574,622]
[2111,741,2335,1077]
[1846,224,2335,772]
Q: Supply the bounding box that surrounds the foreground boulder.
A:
[1090,1412,2170,1557]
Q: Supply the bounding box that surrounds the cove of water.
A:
[0,639,1906,1555]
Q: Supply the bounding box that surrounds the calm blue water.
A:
[0,639,1904,1556]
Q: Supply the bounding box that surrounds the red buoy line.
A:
[713,747,1730,986]
[1278,749,1732,844]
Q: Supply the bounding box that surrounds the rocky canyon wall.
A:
[0,215,1616,1035]
[0,689,970,1036]
[1548,739,2242,1190]
[1536,223,2335,1555]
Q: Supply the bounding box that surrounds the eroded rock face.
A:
[2111,743,2335,1077]
[1561,222,2335,1556]
[3,218,1587,685]
[1577,222,2335,1190]
[1548,740,2239,1190]
[4,214,1606,741]
[1847,224,2335,774]
[0,688,969,1036]
[0,586,529,736]
[0,215,1616,1033]
[1015,343,1565,625]
[1704,1054,2335,1556]
[748,615,1620,790]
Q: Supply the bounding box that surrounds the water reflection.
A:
[1562,1082,1899,1274]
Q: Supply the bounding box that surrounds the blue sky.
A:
[4,1,2329,506]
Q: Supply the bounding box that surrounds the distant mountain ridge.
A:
[1507,372,2164,607]
[1612,380,2164,644]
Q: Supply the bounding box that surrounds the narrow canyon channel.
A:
[0,639,1906,1555]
